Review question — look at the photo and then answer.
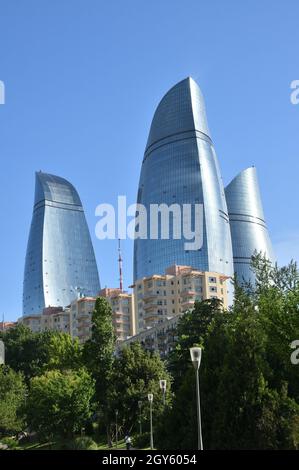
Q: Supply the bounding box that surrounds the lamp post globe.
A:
[190,346,203,450]
[190,346,202,370]
[159,379,167,405]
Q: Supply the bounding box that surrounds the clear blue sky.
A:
[1,0,298,321]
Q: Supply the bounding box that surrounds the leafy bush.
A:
[1,436,18,449]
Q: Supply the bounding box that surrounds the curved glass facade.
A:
[23,172,100,316]
[134,77,234,288]
[225,167,274,284]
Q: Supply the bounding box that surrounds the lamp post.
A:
[0,340,4,365]
[115,409,119,449]
[138,400,142,435]
[190,346,203,450]
[159,379,167,406]
[148,393,154,450]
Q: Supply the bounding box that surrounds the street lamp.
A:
[0,340,5,365]
[115,409,119,449]
[138,400,142,435]
[159,379,167,405]
[190,346,203,450]
[148,393,154,450]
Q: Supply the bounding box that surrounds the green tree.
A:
[26,368,95,438]
[157,256,299,449]
[0,326,83,380]
[0,324,46,380]
[44,332,82,372]
[83,297,116,441]
[168,299,223,390]
[0,366,27,436]
[111,342,172,435]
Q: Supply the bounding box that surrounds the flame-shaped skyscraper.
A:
[23,172,100,316]
[133,77,234,286]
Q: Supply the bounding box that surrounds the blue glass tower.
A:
[23,172,100,316]
[133,77,234,284]
[225,167,274,284]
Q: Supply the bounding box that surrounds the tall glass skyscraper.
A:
[23,172,100,316]
[225,167,274,284]
[133,77,234,285]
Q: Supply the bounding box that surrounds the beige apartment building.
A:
[69,293,135,343]
[117,313,182,357]
[99,288,135,341]
[20,291,135,343]
[69,296,95,343]
[21,306,71,334]
[133,265,229,333]
[19,266,228,348]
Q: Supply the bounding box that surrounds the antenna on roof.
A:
[118,239,123,292]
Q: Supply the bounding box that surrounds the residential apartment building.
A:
[69,296,95,343]
[21,306,70,334]
[99,288,135,341]
[133,265,228,333]
[19,291,135,343]
[117,313,182,357]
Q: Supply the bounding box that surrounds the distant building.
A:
[225,167,274,284]
[99,288,136,341]
[69,296,96,343]
[23,171,100,317]
[133,265,228,333]
[133,77,274,294]
[117,314,182,357]
[21,306,70,334]
[19,291,135,344]
[133,77,234,299]
[0,321,17,332]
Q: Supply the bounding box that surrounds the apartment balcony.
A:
[144,309,159,318]
[181,290,196,297]
[143,302,157,311]
[114,318,126,325]
[142,292,157,301]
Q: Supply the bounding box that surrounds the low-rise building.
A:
[19,290,135,344]
[117,314,182,357]
[21,306,70,334]
[0,321,17,332]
